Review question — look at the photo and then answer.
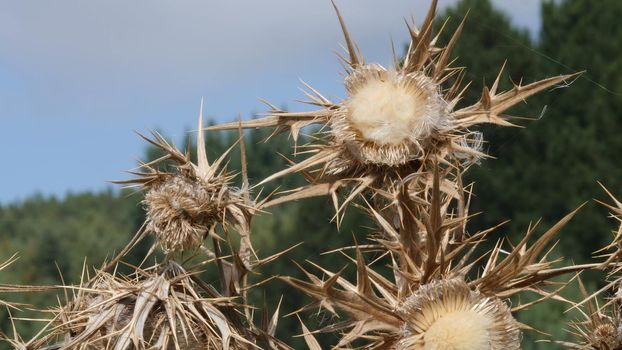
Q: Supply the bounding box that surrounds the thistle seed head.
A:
[345,66,447,144]
[208,1,576,213]
[397,279,520,350]
[144,175,223,252]
[331,65,448,167]
[594,323,621,349]
[116,107,255,255]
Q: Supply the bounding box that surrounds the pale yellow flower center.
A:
[347,79,429,146]
[423,310,492,350]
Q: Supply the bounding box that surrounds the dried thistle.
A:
[283,173,597,349]
[115,102,256,263]
[0,2,597,350]
[210,0,576,216]
[556,188,622,350]
[144,174,222,251]
[19,260,287,350]
[396,278,518,350]
[556,280,622,350]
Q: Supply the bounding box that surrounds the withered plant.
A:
[555,189,622,350]
[17,262,258,350]
[114,107,256,267]
[9,109,288,350]
[2,1,617,350]
[207,1,609,349]
[210,0,576,222]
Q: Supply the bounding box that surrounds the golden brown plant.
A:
[556,189,622,350]
[17,260,285,350]
[115,103,257,272]
[204,2,588,348]
[598,185,622,270]
[1,2,603,350]
[283,171,600,349]
[210,0,576,219]
[556,280,622,350]
[1,255,61,348]
[395,278,518,350]
[6,106,293,349]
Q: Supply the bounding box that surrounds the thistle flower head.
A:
[594,323,622,349]
[116,103,254,256]
[334,66,448,166]
[558,279,622,350]
[282,174,592,349]
[397,279,519,350]
[557,189,622,350]
[144,174,224,252]
[209,0,577,216]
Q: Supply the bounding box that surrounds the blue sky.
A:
[0,0,541,203]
